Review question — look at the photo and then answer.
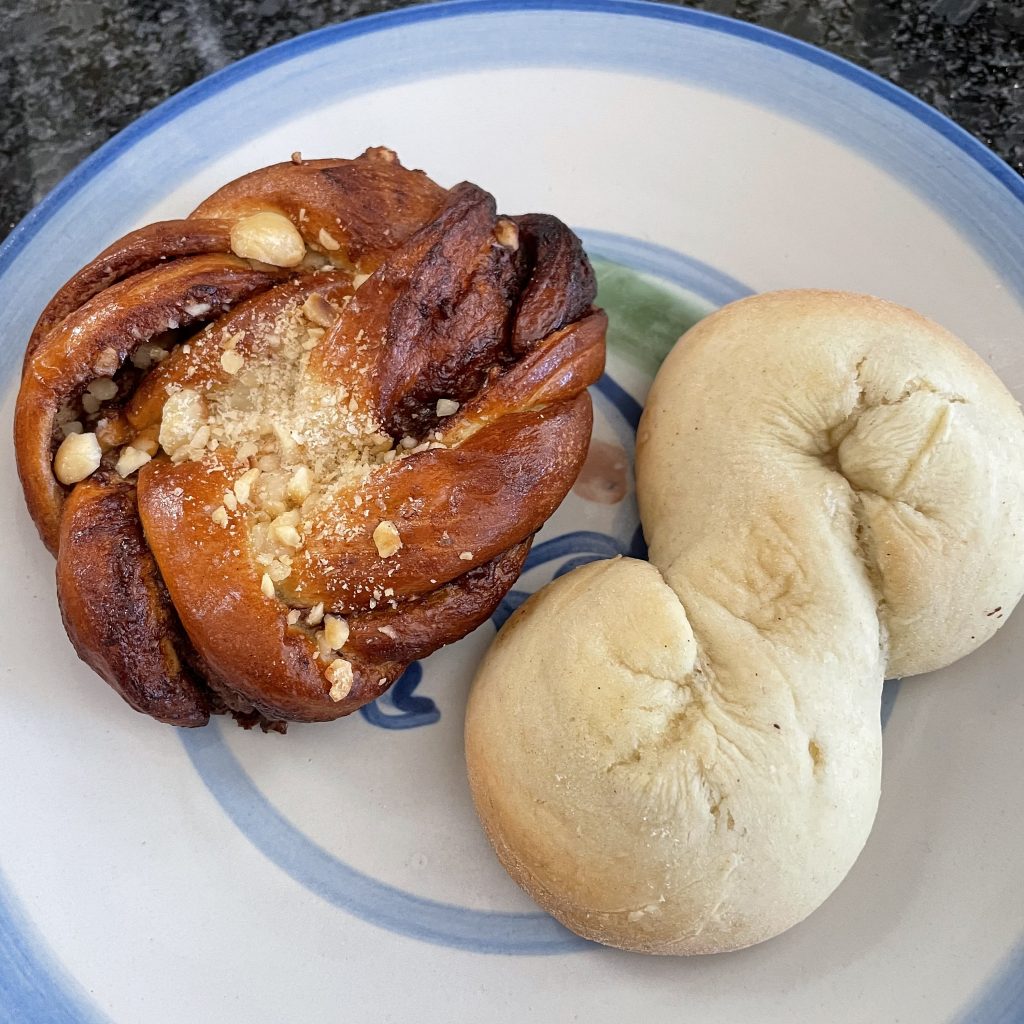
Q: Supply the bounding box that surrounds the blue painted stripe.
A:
[0,869,106,1024]
[595,373,645,431]
[1,0,1022,321]
[523,529,630,571]
[958,941,1024,1023]
[179,725,588,955]
[358,663,441,729]
[180,359,658,953]
[580,229,755,308]
[0,0,1019,1015]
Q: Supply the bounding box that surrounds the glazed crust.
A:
[16,147,605,729]
[56,473,212,727]
[24,220,233,368]
[16,254,282,554]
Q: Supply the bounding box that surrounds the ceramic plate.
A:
[2,2,1022,1021]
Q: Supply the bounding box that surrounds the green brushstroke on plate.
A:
[591,257,710,377]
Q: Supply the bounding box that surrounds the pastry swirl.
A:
[16,148,605,729]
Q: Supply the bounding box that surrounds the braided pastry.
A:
[466,290,1024,954]
[15,148,605,730]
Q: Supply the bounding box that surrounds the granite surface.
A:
[0,0,1021,237]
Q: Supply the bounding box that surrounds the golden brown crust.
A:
[190,149,448,272]
[510,214,597,351]
[16,254,282,553]
[24,219,233,368]
[56,473,212,727]
[313,182,522,437]
[15,147,605,729]
[136,458,375,722]
[124,273,355,430]
[284,396,594,609]
[343,540,531,665]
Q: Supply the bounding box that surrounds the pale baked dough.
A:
[465,290,1024,954]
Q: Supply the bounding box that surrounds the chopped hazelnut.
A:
[315,630,333,660]
[230,211,306,268]
[274,522,302,548]
[286,465,313,504]
[318,227,341,251]
[302,293,340,328]
[233,467,261,504]
[306,602,325,626]
[189,424,211,451]
[115,445,152,478]
[220,349,244,375]
[211,505,229,527]
[267,559,292,583]
[131,343,168,370]
[54,432,102,485]
[159,388,205,455]
[93,347,120,376]
[323,614,349,651]
[326,658,354,701]
[494,219,519,250]
[272,422,299,460]
[87,377,119,402]
[372,520,402,558]
[260,573,275,599]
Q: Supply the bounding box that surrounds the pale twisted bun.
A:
[465,290,1024,954]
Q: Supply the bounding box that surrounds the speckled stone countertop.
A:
[0,0,1021,236]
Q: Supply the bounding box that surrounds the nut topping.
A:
[54,432,102,485]
[230,211,306,268]
[372,520,402,558]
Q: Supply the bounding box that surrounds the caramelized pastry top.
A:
[16,148,605,729]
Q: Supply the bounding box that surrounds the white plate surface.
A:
[1,3,1022,1021]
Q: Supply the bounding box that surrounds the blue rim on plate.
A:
[1,2,1022,1020]
[2,2,1024,299]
